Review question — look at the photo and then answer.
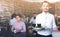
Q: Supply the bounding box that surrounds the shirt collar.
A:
[42,12,49,15]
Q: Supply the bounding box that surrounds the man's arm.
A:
[52,16,58,31]
[22,22,26,32]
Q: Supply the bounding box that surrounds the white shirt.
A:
[10,18,16,25]
[29,17,36,24]
[36,12,56,36]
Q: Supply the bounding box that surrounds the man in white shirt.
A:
[9,13,17,37]
[29,13,37,25]
[10,13,16,25]
[36,1,58,37]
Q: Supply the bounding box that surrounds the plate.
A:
[33,27,43,31]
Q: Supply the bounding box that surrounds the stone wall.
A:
[0,0,60,21]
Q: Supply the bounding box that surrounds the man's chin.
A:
[44,11,49,12]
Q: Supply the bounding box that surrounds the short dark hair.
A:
[11,13,16,19]
[15,14,22,18]
[42,1,50,5]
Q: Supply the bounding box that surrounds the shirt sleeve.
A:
[21,22,26,32]
[11,25,15,32]
[10,19,14,25]
[52,15,57,28]
[9,20,12,25]
[29,17,33,24]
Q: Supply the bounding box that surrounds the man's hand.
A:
[14,30,20,33]
[16,30,20,32]
[53,27,58,31]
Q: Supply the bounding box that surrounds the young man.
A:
[11,14,26,37]
[36,1,58,37]
[10,13,16,26]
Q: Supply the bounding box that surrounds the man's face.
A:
[41,2,50,12]
[16,16,21,21]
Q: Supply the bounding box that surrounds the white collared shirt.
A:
[10,18,16,25]
[36,12,56,36]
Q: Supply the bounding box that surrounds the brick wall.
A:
[0,0,60,21]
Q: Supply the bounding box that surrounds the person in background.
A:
[36,1,58,37]
[11,14,26,37]
[10,13,16,26]
[22,15,29,24]
[29,13,37,27]
[28,13,37,37]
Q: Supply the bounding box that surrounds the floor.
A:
[52,31,60,37]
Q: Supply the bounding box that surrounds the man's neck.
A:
[42,11,49,14]
[16,21,20,22]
